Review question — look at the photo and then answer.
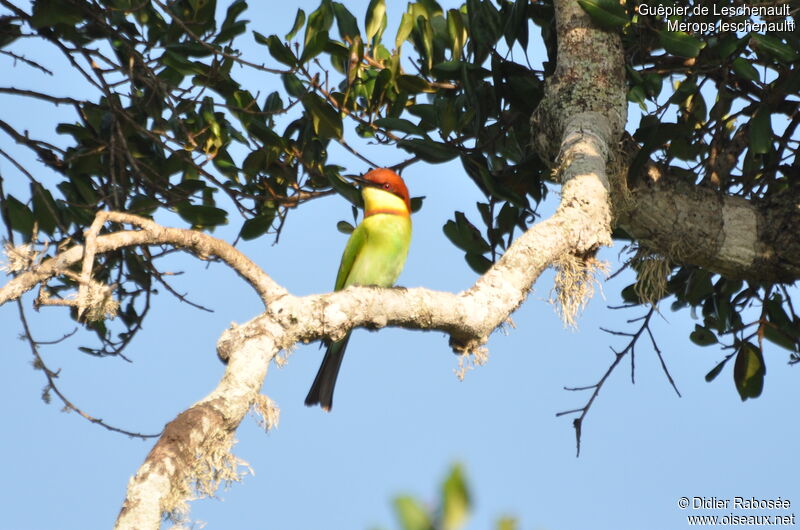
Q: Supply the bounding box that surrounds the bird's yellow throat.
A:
[362,186,410,217]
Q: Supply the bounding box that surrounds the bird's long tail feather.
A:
[304,332,352,411]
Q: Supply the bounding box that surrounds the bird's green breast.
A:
[343,213,411,289]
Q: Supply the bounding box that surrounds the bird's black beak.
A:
[347,174,373,186]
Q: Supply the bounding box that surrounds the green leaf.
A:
[685,269,713,305]
[162,50,206,75]
[68,175,98,204]
[398,138,458,163]
[416,14,435,72]
[749,107,772,155]
[442,464,471,530]
[336,220,354,234]
[435,98,458,138]
[765,296,791,327]
[577,0,628,30]
[620,284,641,304]
[164,42,214,58]
[396,12,414,49]
[446,9,466,60]
[243,149,266,178]
[504,0,529,50]
[304,0,334,47]
[176,203,228,228]
[375,117,426,137]
[684,87,708,125]
[332,2,359,42]
[127,195,159,216]
[254,32,296,66]
[365,0,387,43]
[465,0,493,64]
[326,168,362,207]
[410,196,425,213]
[464,253,492,274]
[716,34,746,60]
[762,297,798,351]
[627,85,647,110]
[689,324,718,346]
[212,148,238,178]
[220,0,248,30]
[31,184,60,235]
[495,203,519,235]
[301,93,343,139]
[659,30,705,58]
[668,78,698,105]
[215,20,248,43]
[396,74,434,94]
[282,73,306,98]
[416,0,444,17]
[705,359,728,383]
[285,9,306,40]
[0,20,22,48]
[407,103,438,126]
[264,91,284,113]
[751,34,799,63]
[30,0,85,28]
[431,60,461,79]
[643,74,662,98]
[300,29,329,63]
[5,195,35,238]
[763,323,796,351]
[443,212,491,254]
[733,342,766,401]
[732,57,759,82]
[176,179,206,197]
[239,212,275,240]
[393,496,432,530]
[371,67,392,108]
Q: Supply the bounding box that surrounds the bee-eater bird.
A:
[305,168,412,411]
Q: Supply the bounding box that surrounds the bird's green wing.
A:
[334,222,367,291]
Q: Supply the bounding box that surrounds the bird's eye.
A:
[383,183,390,189]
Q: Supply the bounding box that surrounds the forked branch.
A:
[557,306,680,456]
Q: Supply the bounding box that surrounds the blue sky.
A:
[0,1,798,529]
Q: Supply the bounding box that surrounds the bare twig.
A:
[0,50,53,74]
[557,306,678,456]
[0,87,79,105]
[143,248,214,313]
[15,299,161,439]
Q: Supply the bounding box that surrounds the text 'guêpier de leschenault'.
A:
[638,3,796,33]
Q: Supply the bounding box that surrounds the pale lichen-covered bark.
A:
[619,171,800,282]
[115,337,273,529]
[531,0,626,158]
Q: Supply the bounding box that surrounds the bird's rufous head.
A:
[352,168,411,212]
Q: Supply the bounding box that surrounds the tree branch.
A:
[113,0,629,524]
[0,0,630,526]
[618,175,800,283]
[114,164,615,525]
[0,127,616,525]
[0,211,285,308]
